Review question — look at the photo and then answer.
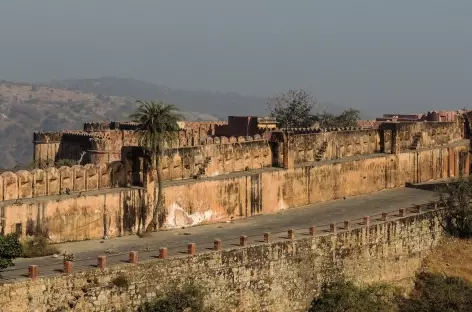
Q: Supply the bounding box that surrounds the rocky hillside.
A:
[0,81,218,169]
[50,77,355,119]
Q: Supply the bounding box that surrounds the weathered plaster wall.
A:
[159,136,271,181]
[290,129,380,163]
[162,142,468,227]
[1,188,146,242]
[0,210,443,312]
[3,141,468,241]
[380,121,463,153]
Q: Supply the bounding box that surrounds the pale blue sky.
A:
[0,0,471,114]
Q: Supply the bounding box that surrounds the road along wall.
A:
[0,207,444,312]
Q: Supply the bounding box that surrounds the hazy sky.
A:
[0,0,471,114]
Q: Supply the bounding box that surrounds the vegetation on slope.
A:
[309,269,472,312]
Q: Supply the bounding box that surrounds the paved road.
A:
[0,186,438,282]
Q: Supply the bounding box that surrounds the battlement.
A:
[33,116,468,184]
[279,126,365,134]
[182,134,265,146]
[0,163,117,202]
[379,120,463,153]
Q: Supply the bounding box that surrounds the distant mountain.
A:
[0,81,219,168]
[50,77,354,118]
[0,77,367,169]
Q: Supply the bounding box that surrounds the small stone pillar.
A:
[63,261,73,274]
[129,251,138,264]
[214,239,222,251]
[28,265,38,280]
[188,243,196,255]
[330,223,337,233]
[159,247,168,259]
[382,212,389,221]
[344,221,351,231]
[288,229,295,239]
[264,232,271,243]
[97,256,106,269]
[240,235,248,247]
[364,216,370,227]
[309,226,316,236]
[399,208,406,217]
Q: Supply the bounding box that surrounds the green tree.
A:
[436,175,472,238]
[130,100,181,233]
[267,89,318,128]
[317,108,361,128]
[0,234,22,270]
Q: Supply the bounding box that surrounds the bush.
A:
[0,234,22,270]
[309,281,400,312]
[139,281,211,312]
[400,272,472,312]
[112,274,129,289]
[55,159,77,167]
[22,236,60,258]
[437,176,472,238]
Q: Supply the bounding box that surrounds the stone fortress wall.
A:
[0,113,468,242]
[0,208,444,312]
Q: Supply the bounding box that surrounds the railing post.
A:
[188,243,196,255]
[264,232,271,243]
[214,239,222,251]
[288,229,295,239]
[159,247,168,259]
[240,236,248,246]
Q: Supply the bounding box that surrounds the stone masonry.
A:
[0,207,444,312]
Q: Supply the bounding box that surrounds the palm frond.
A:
[129,100,182,153]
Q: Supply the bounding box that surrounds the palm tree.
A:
[130,100,181,233]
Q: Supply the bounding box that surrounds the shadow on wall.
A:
[108,161,127,188]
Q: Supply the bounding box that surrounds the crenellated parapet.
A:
[178,134,266,147]
[0,162,126,202]
[278,126,366,134]
[83,122,113,132]
[33,131,66,143]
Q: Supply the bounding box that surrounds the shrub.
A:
[112,274,129,289]
[308,281,400,312]
[0,234,22,270]
[22,236,60,258]
[400,272,472,312]
[437,176,472,238]
[139,281,211,312]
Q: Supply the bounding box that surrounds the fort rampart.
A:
[0,138,467,242]
[0,208,444,312]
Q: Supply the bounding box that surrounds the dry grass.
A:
[423,237,472,282]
